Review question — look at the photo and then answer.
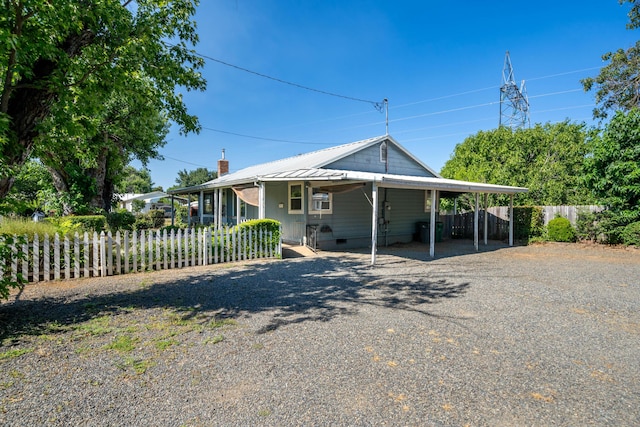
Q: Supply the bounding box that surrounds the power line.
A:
[201,127,331,145]
[162,155,210,168]
[181,45,385,111]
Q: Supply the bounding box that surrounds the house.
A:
[117,191,177,217]
[168,135,527,263]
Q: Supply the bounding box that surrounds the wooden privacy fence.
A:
[0,226,281,283]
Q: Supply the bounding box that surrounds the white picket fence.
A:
[0,226,281,283]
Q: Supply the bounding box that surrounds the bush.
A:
[107,209,136,232]
[547,217,576,242]
[149,210,166,229]
[620,221,640,246]
[0,234,27,300]
[0,217,59,239]
[48,215,108,234]
[513,206,545,241]
[576,211,604,243]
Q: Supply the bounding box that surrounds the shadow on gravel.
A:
[0,255,470,341]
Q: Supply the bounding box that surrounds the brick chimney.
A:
[217,148,229,176]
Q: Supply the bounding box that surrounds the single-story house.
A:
[168,135,528,263]
[117,191,178,217]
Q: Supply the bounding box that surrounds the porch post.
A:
[213,190,218,229]
[509,194,514,246]
[370,181,378,265]
[217,188,223,226]
[187,194,191,227]
[171,195,175,227]
[236,191,242,224]
[198,190,204,224]
[258,182,266,219]
[429,189,437,258]
[483,193,489,245]
[474,193,479,251]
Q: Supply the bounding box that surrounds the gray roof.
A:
[168,134,527,195]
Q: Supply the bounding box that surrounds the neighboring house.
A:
[168,135,527,262]
[117,191,176,217]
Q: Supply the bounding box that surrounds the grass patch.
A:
[116,357,155,375]
[0,348,33,361]
[73,315,114,336]
[105,335,138,353]
[203,335,224,345]
[208,318,238,329]
[154,339,179,351]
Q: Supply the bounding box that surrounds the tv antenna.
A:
[499,51,530,129]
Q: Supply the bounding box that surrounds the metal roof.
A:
[167,134,527,195]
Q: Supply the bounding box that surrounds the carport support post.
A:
[236,191,242,224]
[429,189,436,258]
[474,193,479,251]
[370,181,378,265]
[171,195,175,226]
[509,194,514,246]
[483,193,488,245]
[258,182,266,219]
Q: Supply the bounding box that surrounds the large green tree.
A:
[581,0,640,118]
[0,0,205,199]
[172,167,217,189]
[441,121,594,207]
[583,109,640,237]
[115,166,155,194]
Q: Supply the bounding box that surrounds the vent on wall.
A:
[336,239,347,245]
[380,141,387,163]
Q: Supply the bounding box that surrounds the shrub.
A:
[148,210,166,229]
[547,217,576,242]
[576,211,604,243]
[0,234,27,300]
[0,217,59,239]
[107,209,136,232]
[620,221,640,246]
[133,214,154,230]
[48,215,108,234]
[513,206,544,241]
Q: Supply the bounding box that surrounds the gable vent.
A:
[380,141,388,163]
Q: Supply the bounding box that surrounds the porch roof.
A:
[255,168,528,195]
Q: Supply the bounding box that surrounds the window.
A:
[288,182,303,214]
[203,193,213,215]
[309,187,332,214]
[380,141,388,163]
[424,190,439,212]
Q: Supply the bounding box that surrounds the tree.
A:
[0,159,54,215]
[37,77,170,213]
[172,167,217,189]
[115,166,155,194]
[583,109,640,241]
[441,121,594,208]
[581,0,640,118]
[0,1,205,199]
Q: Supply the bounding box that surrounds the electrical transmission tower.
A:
[499,51,530,129]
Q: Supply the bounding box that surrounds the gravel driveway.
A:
[1,242,639,426]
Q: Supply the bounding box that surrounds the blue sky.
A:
[147,0,638,190]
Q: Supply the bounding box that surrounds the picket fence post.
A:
[33,234,40,283]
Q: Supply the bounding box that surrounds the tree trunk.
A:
[46,166,74,216]
[88,143,109,212]
[0,28,94,199]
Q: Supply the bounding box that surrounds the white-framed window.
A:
[288,182,303,214]
[380,141,388,163]
[308,187,333,214]
[424,190,439,212]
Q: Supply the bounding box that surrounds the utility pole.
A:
[499,51,530,130]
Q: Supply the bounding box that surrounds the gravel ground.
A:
[0,241,639,426]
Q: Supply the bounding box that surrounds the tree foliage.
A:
[583,109,640,237]
[0,0,206,199]
[581,0,640,118]
[172,167,217,189]
[115,166,155,194]
[0,159,54,215]
[440,121,594,207]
